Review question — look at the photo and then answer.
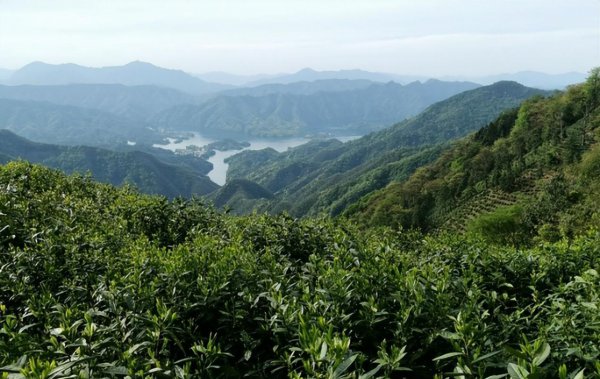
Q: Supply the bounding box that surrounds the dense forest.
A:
[150,80,478,138]
[349,69,600,245]
[220,81,548,216]
[0,70,599,378]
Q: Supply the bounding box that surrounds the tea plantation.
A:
[0,162,599,378]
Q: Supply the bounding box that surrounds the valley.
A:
[0,1,598,375]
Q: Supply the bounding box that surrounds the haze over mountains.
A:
[196,66,585,89]
[0,60,489,140]
[0,98,163,147]
[0,59,590,198]
[1,61,586,90]
[446,71,587,90]
[0,83,197,121]
[0,130,217,197]
[217,81,549,215]
[2,1,598,375]
[151,80,480,138]
[197,67,586,89]
[4,61,232,95]
[0,68,13,81]
[243,68,428,86]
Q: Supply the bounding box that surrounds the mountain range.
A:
[217,81,549,215]
[0,83,198,121]
[5,61,232,95]
[2,62,587,92]
[0,98,163,147]
[244,67,428,86]
[150,80,480,138]
[447,71,587,90]
[197,67,586,89]
[215,79,377,97]
[194,71,277,86]
[0,129,217,197]
[349,72,600,240]
[0,59,591,217]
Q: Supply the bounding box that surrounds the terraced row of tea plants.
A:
[1,162,599,378]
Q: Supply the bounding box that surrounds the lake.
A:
[155,133,358,185]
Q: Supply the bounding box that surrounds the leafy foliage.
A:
[222,81,547,216]
[350,71,600,244]
[0,161,599,378]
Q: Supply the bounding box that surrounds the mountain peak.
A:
[490,80,526,88]
[123,60,157,68]
[296,67,317,74]
[20,61,53,69]
[9,61,231,94]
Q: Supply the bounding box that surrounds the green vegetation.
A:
[0,98,163,147]
[211,178,274,208]
[206,139,251,151]
[150,80,479,138]
[222,81,547,216]
[0,66,597,378]
[350,69,600,245]
[0,161,599,378]
[0,130,217,198]
[0,84,197,121]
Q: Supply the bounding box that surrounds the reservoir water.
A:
[155,133,358,185]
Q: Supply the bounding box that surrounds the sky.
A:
[0,0,598,76]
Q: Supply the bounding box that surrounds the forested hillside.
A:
[150,80,479,138]
[0,98,163,147]
[0,130,217,197]
[0,84,197,121]
[221,81,547,216]
[349,69,600,245]
[0,161,598,378]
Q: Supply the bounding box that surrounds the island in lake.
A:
[174,139,251,159]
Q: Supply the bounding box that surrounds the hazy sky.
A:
[0,0,598,76]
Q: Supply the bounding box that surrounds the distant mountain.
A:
[247,68,428,86]
[478,71,586,89]
[0,129,218,197]
[217,79,376,97]
[0,83,197,121]
[194,71,277,86]
[0,98,163,147]
[349,73,600,239]
[152,80,480,138]
[8,61,232,95]
[221,81,549,216]
[444,71,586,89]
[0,68,13,82]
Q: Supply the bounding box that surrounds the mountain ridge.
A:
[0,83,198,121]
[220,81,549,215]
[349,71,600,242]
[0,97,164,147]
[151,79,480,138]
[0,129,218,198]
[7,61,232,95]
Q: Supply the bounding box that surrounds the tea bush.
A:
[1,162,599,378]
